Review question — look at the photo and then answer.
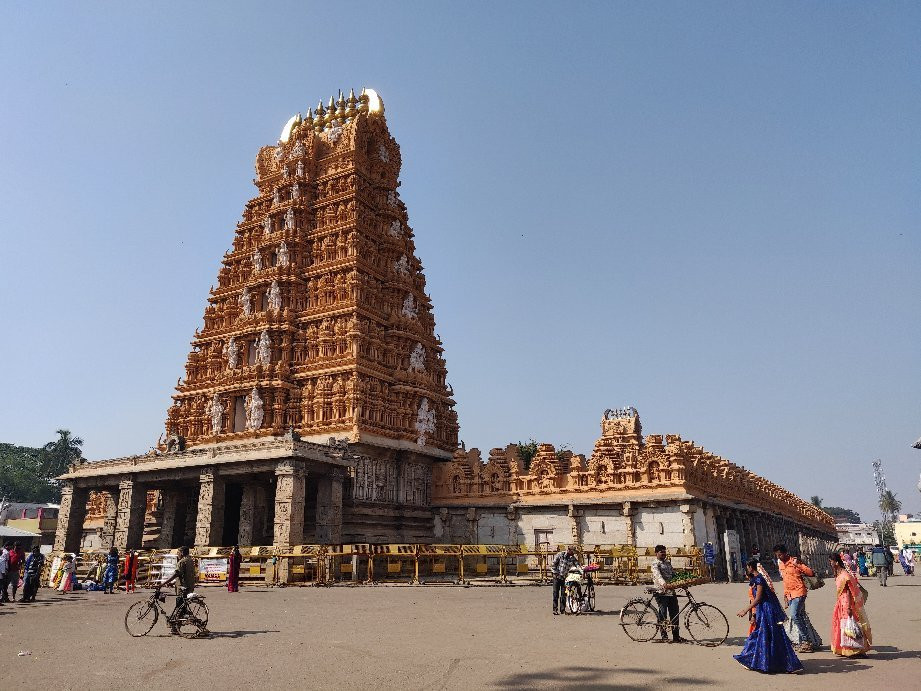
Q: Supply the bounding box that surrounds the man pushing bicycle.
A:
[651,545,684,643]
[161,545,199,635]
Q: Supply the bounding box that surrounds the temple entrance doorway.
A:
[222,483,243,546]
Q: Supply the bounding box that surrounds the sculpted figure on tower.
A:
[164,89,458,453]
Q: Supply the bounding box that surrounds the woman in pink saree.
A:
[830,553,871,657]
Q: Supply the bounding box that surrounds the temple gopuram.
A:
[432,409,836,577]
[56,89,458,554]
[55,91,836,574]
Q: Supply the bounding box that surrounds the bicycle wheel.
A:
[587,583,596,612]
[125,600,158,637]
[565,586,581,615]
[177,600,209,638]
[619,599,660,642]
[684,603,729,647]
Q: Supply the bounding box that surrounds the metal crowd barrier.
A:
[46,543,704,588]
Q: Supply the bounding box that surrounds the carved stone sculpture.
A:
[409,343,425,372]
[252,249,263,271]
[257,330,271,366]
[245,387,264,430]
[264,215,272,234]
[225,336,238,369]
[277,241,289,267]
[285,208,295,230]
[402,294,417,319]
[394,255,409,276]
[239,287,252,316]
[210,394,223,434]
[268,280,282,312]
[416,397,435,446]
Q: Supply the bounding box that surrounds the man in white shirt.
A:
[0,543,10,605]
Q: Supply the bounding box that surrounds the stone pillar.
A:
[315,468,344,544]
[238,485,257,546]
[157,489,181,549]
[567,504,582,546]
[113,478,147,551]
[622,502,636,547]
[195,467,226,547]
[273,460,306,548]
[99,491,117,550]
[679,503,697,548]
[465,507,478,544]
[53,482,89,553]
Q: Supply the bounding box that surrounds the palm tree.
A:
[879,489,902,521]
[41,429,84,477]
[809,495,823,508]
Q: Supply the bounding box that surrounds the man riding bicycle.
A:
[161,545,198,635]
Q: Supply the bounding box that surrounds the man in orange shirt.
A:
[774,544,820,653]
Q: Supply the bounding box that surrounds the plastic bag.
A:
[839,616,863,649]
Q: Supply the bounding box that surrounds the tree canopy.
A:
[823,506,861,524]
[0,429,84,503]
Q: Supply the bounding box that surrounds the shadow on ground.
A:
[493,665,708,689]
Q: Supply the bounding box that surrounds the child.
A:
[734,559,803,674]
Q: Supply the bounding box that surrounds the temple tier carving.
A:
[163,89,458,452]
[431,410,835,534]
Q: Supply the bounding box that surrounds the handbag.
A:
[803,574,824,590]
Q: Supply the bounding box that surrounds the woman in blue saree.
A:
[734,559,804,674]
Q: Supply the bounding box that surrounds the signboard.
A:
[47,555,61,588]
[199,557,228,583]
[723,529,742,582]
[158,554,177,583]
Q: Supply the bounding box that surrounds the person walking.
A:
[123,550,139,593]
[103,546,119,594]
[857,551,868,577]
[734,559,803,674]
[870,545,888,586]
[651,545,683,643]
[7,542,25,601]
[227,545,243,592]
[830,552,872,657]
[21,545,45,602]
[903,547,915,576]
[550,545,579,615]
[0,543,10,604]
[773,544,822,653]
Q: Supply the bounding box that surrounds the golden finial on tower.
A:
[315,100,326,130]
[346,88,358,118]
[336,91,346,118]
[326,96,337,126]
[305,107,314,128]
[358,87,369,112]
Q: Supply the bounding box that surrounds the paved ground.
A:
[0,574,918,690]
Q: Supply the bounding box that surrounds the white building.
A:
[836,522,878,547]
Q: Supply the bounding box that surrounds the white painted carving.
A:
[225,336,238,369]
[263,216,273,234]
[239,287,252,316]
[296,160,304,177]
[268,280,282,312]
[401,294,417,319]
[273,188,280,204]
[378,144,389,162]
[210,394,223,434]
[394,254,410,276]
[389,220,401,237]
[245,387,264,430]
[290,141,304,159]
[252,249,263,272]
[274,146,284,163]
[325,124,342,143]
[291,183,300,199]
[409,343,425,372]
[282,166,289,179]
[387,191,397,208]
[415,398,436,446]
[285,208,295,230]
[277,241,289,267]
[256,330,271,365]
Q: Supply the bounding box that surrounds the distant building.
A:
[836,522,877,548]
[1,502,59,547]
[894,515,921,548]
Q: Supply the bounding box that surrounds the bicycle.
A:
[564,564,599,614]
[619,586,728,646]
[124,587,209,638]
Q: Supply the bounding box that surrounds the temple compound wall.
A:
[431,409,838,577]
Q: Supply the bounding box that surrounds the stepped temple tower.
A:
[56,89,459,552]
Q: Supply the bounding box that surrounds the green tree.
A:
[823,506,861,524]
[516,440,539,472]
[810,495,823,508]
[41,429,83,477]
[879,489,902,521]
[872,520,895,546]
[0,443,60,503]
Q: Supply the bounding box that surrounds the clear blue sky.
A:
[1,2,918,523]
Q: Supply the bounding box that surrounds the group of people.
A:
[0,542,46,603]
[733,543,873,674]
